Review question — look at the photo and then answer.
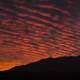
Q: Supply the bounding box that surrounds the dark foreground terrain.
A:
[0,56,80,79]
[2,56,80,72]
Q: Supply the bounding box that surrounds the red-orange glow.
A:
[0,0,80,71]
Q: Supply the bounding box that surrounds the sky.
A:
[0,0,80,71]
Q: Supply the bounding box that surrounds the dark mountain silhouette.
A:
[2,56,80,72]
[1,56,80,72]
[0,56,80,79]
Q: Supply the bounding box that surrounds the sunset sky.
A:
[0,0,80,71]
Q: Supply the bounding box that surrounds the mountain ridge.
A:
[2,56,80,72]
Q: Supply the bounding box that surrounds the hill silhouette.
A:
[2,56,80,72]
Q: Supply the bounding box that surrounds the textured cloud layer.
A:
[0,0,80,71]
